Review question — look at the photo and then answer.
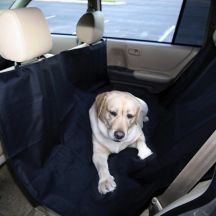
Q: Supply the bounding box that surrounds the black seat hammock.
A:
[0,41,216,216]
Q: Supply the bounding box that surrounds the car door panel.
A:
[107,39,199,92]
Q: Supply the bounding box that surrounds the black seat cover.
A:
[0,41,216,216]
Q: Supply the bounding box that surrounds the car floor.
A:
[0,164,51,216]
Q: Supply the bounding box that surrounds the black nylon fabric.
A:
[0,44,158,216]
[60,41,109,90]
[134,59,216,186]
[0,41,216,216]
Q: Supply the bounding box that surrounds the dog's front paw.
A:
[138,147,152,160]
[98,175,116,194]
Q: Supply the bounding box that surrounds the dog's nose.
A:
[114,130,125,140]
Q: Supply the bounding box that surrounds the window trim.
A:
[172,0,187,44]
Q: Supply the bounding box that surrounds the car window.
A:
[0,0,15,9]
[103,0,183,43]
[28,0,211,46]
[103,0,211,46]
[29,0,183,43]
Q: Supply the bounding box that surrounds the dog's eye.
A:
[109,111,117,117]
[127,114,134,119]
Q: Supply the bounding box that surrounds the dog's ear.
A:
[135,97,149,128]
[95,92,108,119]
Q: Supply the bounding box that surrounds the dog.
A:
[89,91,152,194]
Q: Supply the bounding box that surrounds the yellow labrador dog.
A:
[89,91,152,194]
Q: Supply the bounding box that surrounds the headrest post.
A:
[15,62,21,69]
[213,30,216,46]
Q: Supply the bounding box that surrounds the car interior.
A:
[0,0,216,216]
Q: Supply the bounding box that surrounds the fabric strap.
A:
[151,129,216,212]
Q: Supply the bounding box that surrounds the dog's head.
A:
[95,91,148,142]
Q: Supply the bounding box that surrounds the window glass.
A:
[102,0,183,43]
[28,0,87,35]
[0,0,15,9]
[28,0,211,46]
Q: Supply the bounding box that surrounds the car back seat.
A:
[0,7,52,165]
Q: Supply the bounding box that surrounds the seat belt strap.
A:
[150,129,216,213]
